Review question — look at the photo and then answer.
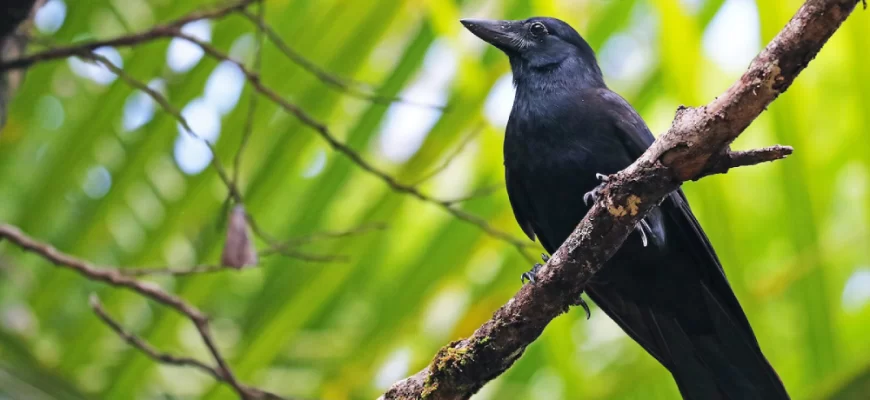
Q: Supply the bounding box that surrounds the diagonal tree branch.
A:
[411,123,483,186]
[0,223,286,399]
[0,0,444,112]
[3,4,536,261]
[0,0,255,71]
[381,0,862,398]
[168,30,538,260]
[79,50,343,266]
[237,9,446,110]
[89,295,222,381]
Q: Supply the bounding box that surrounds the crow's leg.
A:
[583,173,654,248]
[521,254,592,319]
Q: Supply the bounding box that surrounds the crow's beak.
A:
[460,18,520,52]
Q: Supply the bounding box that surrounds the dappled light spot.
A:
[51,68,78,98]
[82,166,112,199]
[211,318,242,357]
[119,295,153,332]
[376,40,456,163]
[94,135,127,170]
[68,47,123,85]
[162,234,197,269]
[464,248,505,286]
[107,0,154,31]
[1,303,36,335]
[178,315,207,355]
[375,347,412,389]
[530,368,565,400]
[167,20,212,73]
[422,285,470,339]
[157,364,210,397]
[229,33,256,64]
[35,143,49,161]
[34,0,67,34]
[599,33,653,84]
[432,140,476,199]
[125,182,166,230]
[483,73,514,129]
[842,268,870,312]
[228,267,265,296]
[33,334,61,367]
[122,79,166,132]
[204,61,246,115]
[679,0,704,14]
[173,98,221,175]
[575,309,629,374]
[147,156,187,201]
[473,381,501,400]
[286,331,355,361]
[163,234,197,267]
[702,0,760,73]
[108,206,146,253]
[75,363,108,393]
[258,368,323,397]
[302,149,327,178]
[35,95,65,130]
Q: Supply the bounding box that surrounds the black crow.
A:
[461,16,789,399]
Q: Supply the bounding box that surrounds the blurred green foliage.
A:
[0,0,869,399]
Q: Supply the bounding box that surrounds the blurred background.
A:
[1,0,869,399]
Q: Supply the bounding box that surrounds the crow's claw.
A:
[583,189,597,206]
[541,253,549,263]
[583,173,611,206]
[637,218,652,247]
[577,294,591,319]
[521,263,543,284]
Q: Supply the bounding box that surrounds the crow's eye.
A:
[529,22,547,36]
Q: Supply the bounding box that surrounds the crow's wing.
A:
[505,167,537,242]
[595,88,755,337]
[581,88,788,399]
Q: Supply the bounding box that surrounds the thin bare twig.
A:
[1,3,536,261]
[237,9,447,110]
[441,184,503,206]
[233,0,265,190]
[0,0,256,71]
[260,247,347,263]
[695,145,794,180]
[123,223,380,274]
[169,30,537,261]
[81,50,341,266]
[0,0,444,113]
[89,295,221,380]
[411,124,483,186]
[120,242,355,276]
[0,223,280,399]
[120,265,228,277]
[261,223,387,253]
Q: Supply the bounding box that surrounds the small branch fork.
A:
[0,0,517,396]
[0,0,535,262]
[0,224,285,399]
[382,0,860,398]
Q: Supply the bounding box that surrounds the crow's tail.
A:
[651,284,789,400]
[587,280,789,400]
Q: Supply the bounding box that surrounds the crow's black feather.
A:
[462,16,789,399]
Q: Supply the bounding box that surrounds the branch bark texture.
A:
[382,0,862,398]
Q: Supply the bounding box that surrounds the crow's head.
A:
[461,17,596,68]
[461,17,604,89]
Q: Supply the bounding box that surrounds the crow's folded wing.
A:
[583,88,787,399]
